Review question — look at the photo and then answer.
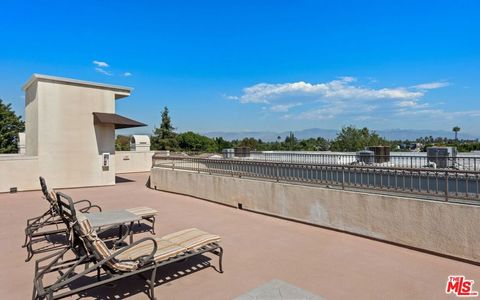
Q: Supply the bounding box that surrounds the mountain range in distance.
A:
[202,128,478,142]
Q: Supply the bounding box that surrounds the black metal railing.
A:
[248,152,480,171]
[152,155,480,203]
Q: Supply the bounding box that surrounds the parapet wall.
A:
[0,155,39,192]
[115,151,154,173]
[150,167,480,262]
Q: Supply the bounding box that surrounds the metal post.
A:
[276,163,279,182]
[445,171,449,202]
[341,167,345,190]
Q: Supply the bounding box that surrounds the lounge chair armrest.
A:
[109,237,158,266]
[74,199,102,212]
[80,204,102,213]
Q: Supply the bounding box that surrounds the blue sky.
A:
[1,1,479,136]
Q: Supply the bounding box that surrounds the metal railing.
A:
[248,152,480,171]
[152,155,480,203]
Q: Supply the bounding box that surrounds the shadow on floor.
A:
[115,176,136,184]
[68,255,216,299]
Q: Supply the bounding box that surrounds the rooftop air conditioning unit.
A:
[367,146,390,163]
[427,147,457,169]
[130,135,151,152]
[356,150,374,164]
[222,148,234,159]
[234,147,251,158]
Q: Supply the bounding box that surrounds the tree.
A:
[284,132,298,150]
[330,126,387,152]
[452,126,460,140]
[299,137,330,151]
[214,137,233,152]
[0,99,25,153]
[115,135,130,151]
[176,131,216,152]
[237,137,259,150]
[151,106,178,150]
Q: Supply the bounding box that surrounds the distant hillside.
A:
[203,128,478,142]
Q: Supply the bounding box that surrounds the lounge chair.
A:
[22,178,102,261]
[32,192,223,300]
[23,177,158,261]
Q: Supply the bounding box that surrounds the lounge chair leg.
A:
[23,228,30,247]
[151,217,156,234]
[31,284,37,300]
[150,265,157,300]
[218,246,224,273]
[25,240,34,262]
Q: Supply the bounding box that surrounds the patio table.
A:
[86,210,141,244]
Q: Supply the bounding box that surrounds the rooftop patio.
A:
[1,172,478,299]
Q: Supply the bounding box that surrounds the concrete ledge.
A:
[0,156,39,192]
[150,167,480,262]
[115,151,154,173]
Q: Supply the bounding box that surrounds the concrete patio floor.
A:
[0,172,478,299]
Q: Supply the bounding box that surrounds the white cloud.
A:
[270,103,302,112]
[95,67,112,76]
[226,95,239,100]
[237,77,423,104]
[396,100,418,107]
[227,77,469,124]
[413,82,449,90]
[297,105,343,120]
[123,72,132,77]
[93,60,109,68]
[395,108,480,119]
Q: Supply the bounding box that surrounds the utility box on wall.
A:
[102,153,110,171]
[130,135,151,152]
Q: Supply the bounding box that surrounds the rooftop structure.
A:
[0,74,151,192]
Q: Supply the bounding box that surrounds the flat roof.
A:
[1,172,479,299]
[22,74,133,99]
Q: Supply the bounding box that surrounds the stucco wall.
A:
[0,155,39,192]
[150,167,480,262]
[116,151,154,173]
[24,80,117,189]
[25,83,38,156]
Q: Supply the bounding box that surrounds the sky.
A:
[0,1,479,137]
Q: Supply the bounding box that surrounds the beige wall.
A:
[115,151,154,173]
[0,155,39,192]
[29,81,117,189]
[150,167,480,262]
[0,75,135,193]
[25,83,38,156]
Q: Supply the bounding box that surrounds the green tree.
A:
[176,131,216,152]
[214,137,233,152]
[115,135,131,151]
[151,106,178,150]
[452,126,460,140]
[299,137,330,151]
[0,99,25,153]
[284,132,299,150]
[330,126,387,151]
[237,137,259,150]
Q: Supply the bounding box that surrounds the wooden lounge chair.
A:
[23,177,158,261]
[32,192,223,300]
